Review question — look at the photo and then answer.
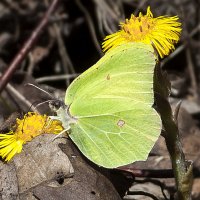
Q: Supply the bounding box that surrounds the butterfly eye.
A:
[49,100,64,111]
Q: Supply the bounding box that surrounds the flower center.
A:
[122,15,155,41]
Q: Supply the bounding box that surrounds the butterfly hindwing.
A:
[63,43,161,168]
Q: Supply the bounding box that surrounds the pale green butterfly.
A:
[53,42,161,168]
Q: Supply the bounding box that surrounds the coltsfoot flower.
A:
[0,112,63,161]
[102,6,181,58]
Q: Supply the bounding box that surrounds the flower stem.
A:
[163,123,192,200]
[154,64,193,200]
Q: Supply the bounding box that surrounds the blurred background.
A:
[0,0,199,112]
[0,0,200,199]
[0,0,199,95]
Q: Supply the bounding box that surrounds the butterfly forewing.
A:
[64,42,161,168]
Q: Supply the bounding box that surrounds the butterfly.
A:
[54,42,161,168]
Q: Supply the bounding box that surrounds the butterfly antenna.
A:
[25,83,54,99]
[34,100,53,109]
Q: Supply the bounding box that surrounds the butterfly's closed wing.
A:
[65,43,161,168]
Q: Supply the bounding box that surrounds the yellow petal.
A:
[102,6,181,58]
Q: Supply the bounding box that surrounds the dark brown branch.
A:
[127,191,160,200]
[0,0,60,93]
[117,168,174,178]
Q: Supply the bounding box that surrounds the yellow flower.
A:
[0,112,64,161]
[102,6,181,58]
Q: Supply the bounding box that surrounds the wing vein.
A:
[77,123,112,165]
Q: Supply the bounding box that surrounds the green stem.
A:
[163,124,189,200]
[154,64,193,199]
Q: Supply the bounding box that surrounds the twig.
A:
[5,83,39,113]
[181,4,198,98]
[52,23,75,86]
[75,0,103,56]
[93,0,122,20]
[35,74,79,83]
[134,179,169,200]
[94,0,124,35]
[186,47,198,97]
[0,0,60,93]
[161,24,200,67]
[126,191,160,200]
[117,167,174,178]
[45,0,75,86]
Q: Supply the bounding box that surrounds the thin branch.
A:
[126,191,160,200]
[134,179,170,200]
[76,0,103,56]
[5,83,39,113]
[52,23,75,86]
[186,47,198,97]
[117,167,174,178]
[35,74,79,83]
[0,0,60,93]
[161,24,200,67]
[45,0,75,86]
